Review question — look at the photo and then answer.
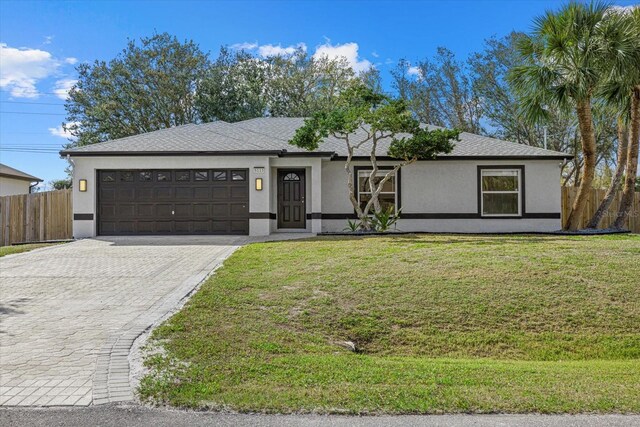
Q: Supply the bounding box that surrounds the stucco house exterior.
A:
[61,118,571,238]
[0,163,42,196]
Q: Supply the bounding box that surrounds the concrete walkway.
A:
[0,236,248,407]
[1,405,639,427]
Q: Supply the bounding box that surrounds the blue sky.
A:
[1,0,637,186]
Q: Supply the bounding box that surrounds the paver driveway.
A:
[0,236,244,407]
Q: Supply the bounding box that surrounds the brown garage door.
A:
[97,169,249,235]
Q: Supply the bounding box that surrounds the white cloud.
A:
[230,42,258,50]
[0,43,60,98]
[408,66,422,77]
[371,51,379,58]
[48,122,79,140]
[43,35,54,45]
[65,57,78,65]
[313,42,372,73]
[52,78,77,100]
[258,43,306,58]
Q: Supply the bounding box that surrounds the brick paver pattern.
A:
[0,236,242,406]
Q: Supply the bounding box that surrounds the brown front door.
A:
[277,169,306,229]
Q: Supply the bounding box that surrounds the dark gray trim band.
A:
[74,213,94,220]
[306,213,322,220]
[249,212,274,219]
[61,150,570,161]
[321,212,560,220]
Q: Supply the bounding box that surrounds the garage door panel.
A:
[192,221,210,233]
[156,204,173,217]
[118,222,135,234]
[175,187,194,199]
[155,221,173,233]
[100,205,116,218]
[138,204,154,217]
[137,222,155,233]
[98,169,249,235]
[154,187,173,199]
[230,220,249,234]
[211,203,229,217]
[174,221,192,233]
[230,203,248,216]
[117,188,135,201]
[174,204,193,218]
[100,188,116,202]
[137,188,154,200]
[117,204,135,217]
[230,186,249,199]
[194,187,210,199]
[100,221,116,234]
[211,220,230,233]
[211,187,229,199]
[192,204,209,217]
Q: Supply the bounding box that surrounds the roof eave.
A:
[0,172,43,182]
[60,149,337,158]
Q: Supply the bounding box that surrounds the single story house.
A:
[0,163,42,196]
[60,117,571,238]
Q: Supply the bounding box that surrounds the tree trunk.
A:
[565,98,597,231]
[586,119,628,229]
[613,86,640,230]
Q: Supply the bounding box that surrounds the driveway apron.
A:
[0,236,243,407]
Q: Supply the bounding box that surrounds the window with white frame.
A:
[480,168,522,216]
[357,169,397,213]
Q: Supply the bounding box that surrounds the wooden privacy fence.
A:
[0,189,73,246]
[562,186,640,233]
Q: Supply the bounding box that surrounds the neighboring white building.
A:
[61,118,571,238]
[0,163,42,196]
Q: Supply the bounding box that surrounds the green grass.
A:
[139,234,640,413]
[0,242,62,257]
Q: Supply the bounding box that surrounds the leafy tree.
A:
[290,82,459,230]
[197,47,358,122]
[196,47,267,123]
[49,178,72,190]
[469,32,578,153]
[64,32,210,146]
[509,2,621,231]
[391,59,442,126]
[392,49,482,133]
[266,49,356,117]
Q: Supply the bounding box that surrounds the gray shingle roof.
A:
[61,117,571,159]
[0,163,42,181]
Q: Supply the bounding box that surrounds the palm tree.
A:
[611,7,640,229]
[509,2,612,231]
[588,7,640,229]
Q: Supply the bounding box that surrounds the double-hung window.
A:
[480,168,522,217]
[357,169,398,213]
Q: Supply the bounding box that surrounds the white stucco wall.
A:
[70,155,563,238]
[71,155,275,238]
[321,158,563,233]
[70,155,327,238]
[0,177,32,196]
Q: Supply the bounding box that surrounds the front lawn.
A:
[139,234,640,413]
[0,242,62,257]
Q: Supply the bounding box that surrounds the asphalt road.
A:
[2,404,639,427]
